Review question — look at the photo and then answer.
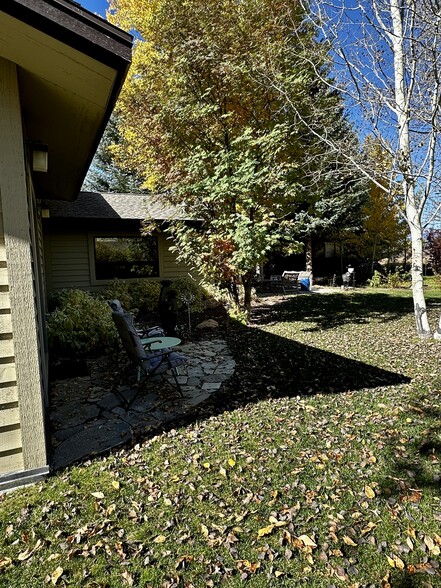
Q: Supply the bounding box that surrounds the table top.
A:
[141,336,181,351]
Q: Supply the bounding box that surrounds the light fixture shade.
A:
[32,145,48,173]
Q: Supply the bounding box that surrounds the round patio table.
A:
[141,336,181,350]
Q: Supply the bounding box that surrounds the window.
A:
[94,236,159,280]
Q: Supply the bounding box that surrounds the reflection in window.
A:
[94,237,159,280]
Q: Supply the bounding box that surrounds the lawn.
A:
[1,287,441,587]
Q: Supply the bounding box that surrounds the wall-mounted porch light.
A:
[31,143,48,173]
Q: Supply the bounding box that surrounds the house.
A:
[0,0,132,491]
[43,191,194,291]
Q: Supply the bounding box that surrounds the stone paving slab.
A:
[50,338,235,470]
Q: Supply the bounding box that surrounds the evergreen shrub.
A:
[47,289,118,358]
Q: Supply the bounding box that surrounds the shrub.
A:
[101,279,133,312]
[170,276,210,313]
[129,280,162,315]
[367,270,383,288]
[386,270,410,289]
[47,289,118,358]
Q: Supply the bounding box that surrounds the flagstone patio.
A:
[49,339,235,470]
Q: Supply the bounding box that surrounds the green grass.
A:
[1,288,441,587]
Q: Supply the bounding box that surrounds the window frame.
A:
[88,232,161,285]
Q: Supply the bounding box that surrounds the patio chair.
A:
[109,300,187,408]
[282,271,299,294]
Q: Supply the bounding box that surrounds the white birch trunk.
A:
[390,0,431,337]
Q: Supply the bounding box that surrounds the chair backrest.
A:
[110,301,146,366]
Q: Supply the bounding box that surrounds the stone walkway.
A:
[50,339,235,470]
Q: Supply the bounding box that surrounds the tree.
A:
[82,115,146,193]
[347,138,408,273]
[108,0,359,316]
[269,0,441,337]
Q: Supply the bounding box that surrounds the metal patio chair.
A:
[109,300,187,409]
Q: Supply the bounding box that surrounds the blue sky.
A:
[77,0,109,18]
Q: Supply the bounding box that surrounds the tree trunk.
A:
[391,0,431,338]
[243,279,253,319]
[409,215,431,337]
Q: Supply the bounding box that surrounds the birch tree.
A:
[270,0,441,337]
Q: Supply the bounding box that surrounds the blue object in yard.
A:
[300,278,310,291]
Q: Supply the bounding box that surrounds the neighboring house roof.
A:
[45,191,191,221]
[0,1,132,201]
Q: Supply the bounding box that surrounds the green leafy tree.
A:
[108,0,358,315]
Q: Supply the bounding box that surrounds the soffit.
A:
[0,6,131,200]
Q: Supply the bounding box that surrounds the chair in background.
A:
[109,300,187,409]
[282,271,299,294]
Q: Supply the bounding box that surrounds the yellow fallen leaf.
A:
[228,458,236,467]
[268,516,287,527]
[153,535,167,544]
[112,481,120,490]
[364,486,375,499]
[201,524,209,538]
[91,491,105,499]
[257,524,275,538]
[298,534,317,548]
[433,533,441,546]
[275,570,284,577]
[106,503,116,515]
[406,537,414,550]
[386,555,396,568]
[0,557,12,569]
[360,522,377,535]
[50,566,64,585]
[424,535,435,551]
[203,462,211,469]
[394,555,405,570]
[219,467,227,477]
[343,535,357,546]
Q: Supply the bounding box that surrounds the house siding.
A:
[44,229,193,292]
[44,232,91,291]
[0,57,47,479]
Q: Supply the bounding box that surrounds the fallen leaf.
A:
[18,539,42,561]
[153,535,167,544]
[112,481,120,490]
[228,459,236,467]
[91,492,105,499]
[0,557,12,569]
[424,535,435,551]
[50,567,64,585]
[364,486,375,499]
[343,535,357,547]
[201,524,209,538]
[298,534,317,548]
[360,522,377,536]
[257,524,275,538]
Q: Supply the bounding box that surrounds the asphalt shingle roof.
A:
[45,192,189,220]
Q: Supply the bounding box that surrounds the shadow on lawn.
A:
[252,291,414,332]
[50,291,412,470]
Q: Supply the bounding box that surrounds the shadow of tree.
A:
[50,291,412,470]
[376,402,441,498]
[252,291,415,332]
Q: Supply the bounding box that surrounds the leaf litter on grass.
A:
[1,291,441,586]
